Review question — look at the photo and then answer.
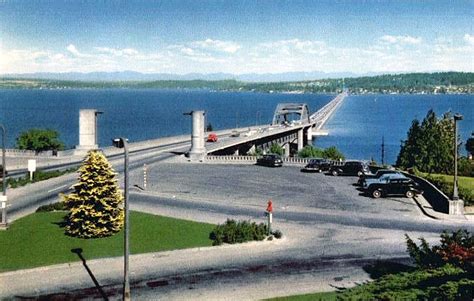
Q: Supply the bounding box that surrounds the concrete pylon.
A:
[306,127,312,141]
[297,128,304,151]
[75,109,99,154]
[188,111,206,161]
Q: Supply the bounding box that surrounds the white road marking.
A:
[47,185,68,193]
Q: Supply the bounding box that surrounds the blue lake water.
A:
[0,89,472,164]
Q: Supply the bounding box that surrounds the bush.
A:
[2,168,75,191]
[209,219,267,246]
[298,145,345,161]
[272,229,283,239]
[269,143,284,156]
[36,202,67,212]
[337,264,473,301]
[405,230,474,272]
[298,145,324,158]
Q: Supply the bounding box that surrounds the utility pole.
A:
[381,136,385,166]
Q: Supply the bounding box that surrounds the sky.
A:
[0,0,473,75]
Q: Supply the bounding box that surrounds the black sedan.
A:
[256,154,283,167]
[301,159,332,173]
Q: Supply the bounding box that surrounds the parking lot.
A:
[135,163,422,218]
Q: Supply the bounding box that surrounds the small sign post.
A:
[0,195,7,227]
[28,159,36,181]
[266,200,273,235]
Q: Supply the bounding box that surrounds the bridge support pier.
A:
[283,143,290,157]
[188,111,206,162]
[75,109,100,155]
[306,127,312,142]
[297,129,304,151]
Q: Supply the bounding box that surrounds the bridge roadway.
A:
[206,91,347,155]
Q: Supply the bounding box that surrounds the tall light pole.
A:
[0,124,7,227]
[453,114,463,201]
[112,137,130,301]
[94,111,103,147]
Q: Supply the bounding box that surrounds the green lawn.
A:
[0,211,214,272]
[421,172,474,192]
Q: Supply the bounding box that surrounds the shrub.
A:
[405,230,474,272]
[36,202,67,212]
[272,229,283,239]
[338,264,473,301]
[269,143,284,156]
[209,219,267,246]
[298,145,345,161]
[298,145,324,158]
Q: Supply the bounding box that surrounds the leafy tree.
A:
[396,110,455,174]
[16,128,64,153]
[63,150,124,238]
[322,146,345,160]
[298,145,345,160]
[466,137,474,157]
[298,145,324,158]
[269,143,284,156]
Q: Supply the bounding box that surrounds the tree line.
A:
[2,72,473,94]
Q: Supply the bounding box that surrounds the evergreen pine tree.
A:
[63,150,124,238]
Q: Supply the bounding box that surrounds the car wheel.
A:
[405,190,414,198]
[318,169,322,173]
[372,190,382,198]
[357,171,363,177]
[332,170,338,176]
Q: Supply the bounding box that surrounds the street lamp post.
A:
[112,137,130,301]
[94,111,103,147]
[453,114,463,201]
[0,124,7,227]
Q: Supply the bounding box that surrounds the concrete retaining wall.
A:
[402,172,450,214]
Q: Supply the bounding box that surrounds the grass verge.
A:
[0,211,214,272]
[421,172,473,191]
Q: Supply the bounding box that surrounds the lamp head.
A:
[454,113,463,121]
[112,138,128,148]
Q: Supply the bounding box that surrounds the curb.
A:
[413,195,468,221]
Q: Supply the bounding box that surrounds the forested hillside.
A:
[1,72,473,94]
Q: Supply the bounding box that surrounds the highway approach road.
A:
[2,147,474,300]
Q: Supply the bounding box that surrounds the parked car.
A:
[207,133,218,142]
[256,154,283,167]
[363,174,423,198]
[230,130,240,137]
[301,158,332,173]
[329,160,369,176]
[357,169,402,186]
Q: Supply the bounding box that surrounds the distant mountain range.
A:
[1,71,383,82]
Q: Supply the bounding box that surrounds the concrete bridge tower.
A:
[75,109,100,153]
[188,110,206,161]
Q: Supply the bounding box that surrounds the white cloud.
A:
[190,39,241,54]
[66,44,83,56]
[94,47,139,56]
[1,36,473,75]
[463,34,474,46]
[380,35,422,45]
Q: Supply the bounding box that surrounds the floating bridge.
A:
[202,91,347,158]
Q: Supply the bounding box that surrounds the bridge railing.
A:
[205,155,311,165]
